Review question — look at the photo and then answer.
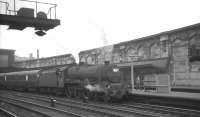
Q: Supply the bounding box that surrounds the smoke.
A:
[100,45,113,63]
[87,19,108,46]
[85,84,103,92]
[86,19,113,64]
[100,28,108,46]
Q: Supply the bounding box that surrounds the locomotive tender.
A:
[0,63,128,101]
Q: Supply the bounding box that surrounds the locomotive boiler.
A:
[64,64,128,101]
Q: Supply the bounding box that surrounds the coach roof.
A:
[2,70,40,76]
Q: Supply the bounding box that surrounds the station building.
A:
[0,49,15,68]
[14,54,76,69]
[79,23,200,92]
[0,49,20,73]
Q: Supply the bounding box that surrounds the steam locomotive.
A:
[0,64,128,102]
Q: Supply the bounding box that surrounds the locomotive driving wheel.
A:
[75,88,82,99]
[91,92,98,101]
[76,89,81,99]
[103,94,111,102]
[64,87,70,98]
[66,87,74,98]
[70,87,76,98]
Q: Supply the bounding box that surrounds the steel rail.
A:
[5,90,198,117]
[131,102,200,112]
[121,103,200,117]
[16,91,200,117]
[0,95,86,117]
[0,107,18,117]
[5,91,168,117]
[4,93,128,117]
[0,99,51,117]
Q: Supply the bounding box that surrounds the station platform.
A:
[129,89,200,101]
[172,86,200,93]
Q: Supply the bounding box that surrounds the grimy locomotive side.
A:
[0,63,128,102]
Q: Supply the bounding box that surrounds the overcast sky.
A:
[1,0,200,61]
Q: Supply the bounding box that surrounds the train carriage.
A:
[39,68,59,88]
[0,70,40,90]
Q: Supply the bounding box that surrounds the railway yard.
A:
[0,90,199,117]
[1,0,200,117]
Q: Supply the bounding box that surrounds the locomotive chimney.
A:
[37,49,39,59]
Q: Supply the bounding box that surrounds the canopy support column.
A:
[131,65,134,90]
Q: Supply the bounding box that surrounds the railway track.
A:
[0,90,168,117]
[0,107,18,117]
[0,94,87,117]
[2,90,196,117]
[0,98,54,117]
[121,102,200,117]
[1,90,200,117]
[37,93,200,117]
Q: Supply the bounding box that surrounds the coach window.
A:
[26,75,28,81]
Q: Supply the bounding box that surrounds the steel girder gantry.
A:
[0,0,60,36]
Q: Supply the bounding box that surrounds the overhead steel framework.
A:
[0,0,60,36]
